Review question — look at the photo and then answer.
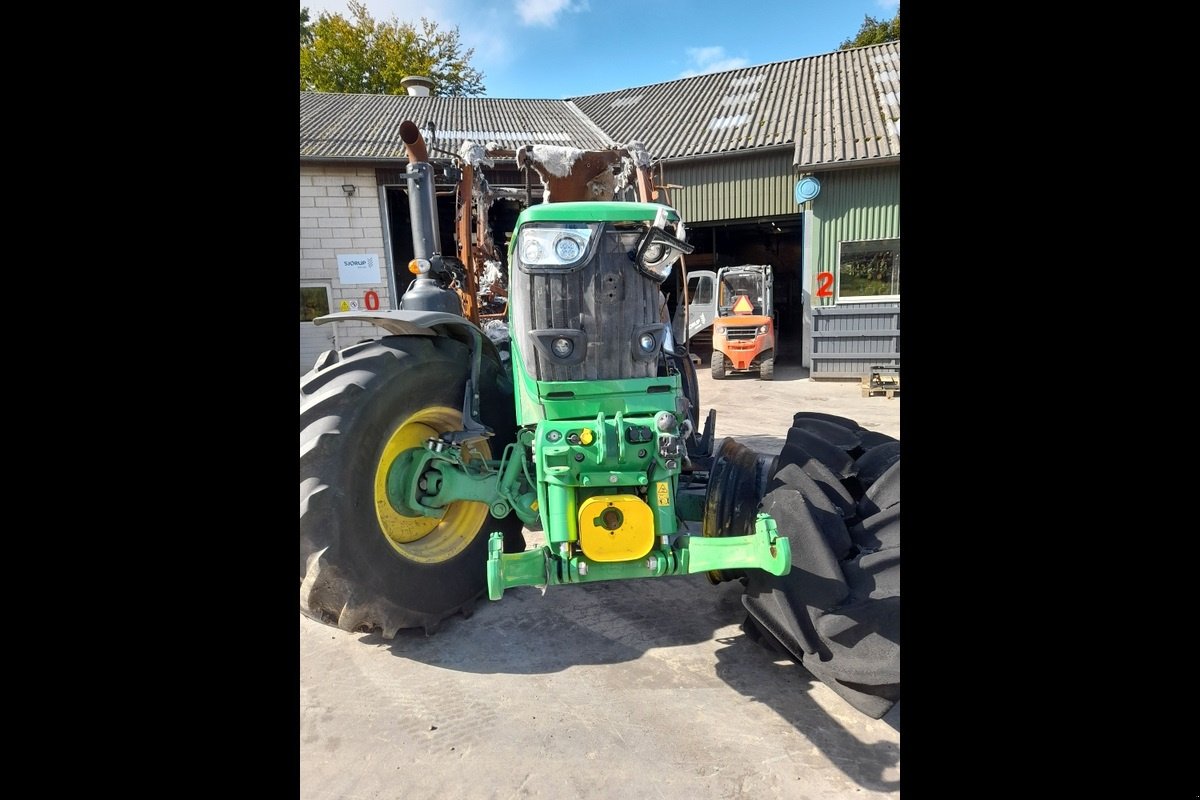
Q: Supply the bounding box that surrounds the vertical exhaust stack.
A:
[399,120,429,164]
[396,116,458,315]
[399,121,439,258]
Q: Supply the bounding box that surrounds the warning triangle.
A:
[732,295,753,314]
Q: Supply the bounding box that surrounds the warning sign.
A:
[732,295,753,314]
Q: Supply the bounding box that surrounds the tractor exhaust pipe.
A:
[400,120,429,164]
[400,121,440,258]
[396,119,458,316]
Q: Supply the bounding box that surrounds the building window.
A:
[301,285,330,322]
[837,238,899,302]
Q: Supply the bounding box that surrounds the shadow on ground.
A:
[362,575,899,792]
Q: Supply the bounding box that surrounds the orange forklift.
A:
[703,264,776,380]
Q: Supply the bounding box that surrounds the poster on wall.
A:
[337,254,381,285]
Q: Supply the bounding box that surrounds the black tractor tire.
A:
[665,346,701,445]
[300,335,525,637]
[711,349,727,379]
[792,412,863,431]
[759,355,774,381]
[739,413,900,718]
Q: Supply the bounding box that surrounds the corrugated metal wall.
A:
[657,149,797,224]
[809,166,900,378]
[811,166,899,283]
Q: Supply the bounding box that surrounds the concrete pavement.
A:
[301,359,900,799]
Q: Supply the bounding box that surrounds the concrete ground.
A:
[300,348,900,799]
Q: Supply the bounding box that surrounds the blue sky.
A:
[300,0,900,98]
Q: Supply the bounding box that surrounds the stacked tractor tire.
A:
[740,412,900,718]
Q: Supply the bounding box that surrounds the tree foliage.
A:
[300,7,313,45]
[300,1,485,96]
[839,7,900,49]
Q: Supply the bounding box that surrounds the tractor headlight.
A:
[554,236,582,261]
[520,238,545,263]
[639,333,657,352]
[551,337,574,358]
[634,226,694,282]
[517,224,596,269]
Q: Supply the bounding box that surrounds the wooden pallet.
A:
[861,366,900,399]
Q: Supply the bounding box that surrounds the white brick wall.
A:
[299,165,391,348]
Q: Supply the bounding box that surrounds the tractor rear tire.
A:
[667,346,702,453]
[740,414,900,718]
[300,335,525,637]
[711,350,727,379]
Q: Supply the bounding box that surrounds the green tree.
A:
[300,1,485,96]
[300,7,313,45]
[839,7,900,49]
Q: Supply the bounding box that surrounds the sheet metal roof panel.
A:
[793,42,900,168]
[299,41,899,168]
[569,61,803,160]
[570,42,898,168]
[300,93,618,160]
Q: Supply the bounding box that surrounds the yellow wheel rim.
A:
[373,406,490,564]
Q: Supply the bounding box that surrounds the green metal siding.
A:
[807,165,900,378]
[656,150,797,224]
[810,165,900,301]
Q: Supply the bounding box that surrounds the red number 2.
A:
[816,272,834,298]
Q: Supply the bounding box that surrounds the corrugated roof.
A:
[299,42,899,169]
[570,41,899,169]
[299,93,617,160]
[569,61,801,160]
[790,42,900,169]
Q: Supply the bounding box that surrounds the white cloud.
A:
[678,46,749,78]
[513,0,588,27]
[876,0,899,10]
[304,1,453,23]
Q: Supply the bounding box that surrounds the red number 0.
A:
[816,272,834,297]
[364,290,380,310]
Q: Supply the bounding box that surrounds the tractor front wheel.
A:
[300,335,524,637]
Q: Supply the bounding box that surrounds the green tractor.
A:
[300,126,900,718]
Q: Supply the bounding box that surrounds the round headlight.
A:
[758,325,768,335]
[554,236,582,262]
[522,239,544,262]
[551,337,574,358]
[642,243,665,264]
[639,333,657,352]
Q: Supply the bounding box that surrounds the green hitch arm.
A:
[679,513,791,576]
[487,532,552,600]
